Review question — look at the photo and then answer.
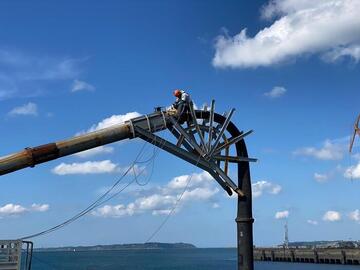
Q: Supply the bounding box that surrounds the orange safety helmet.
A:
[173,89,182,98]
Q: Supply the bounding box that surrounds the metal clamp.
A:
[145,115,151,132]
[24,147,35,168]
[127,120,136,138]
[161,111,167,128]
[235,217,255,223]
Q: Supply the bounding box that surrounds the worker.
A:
[172,89,192,124]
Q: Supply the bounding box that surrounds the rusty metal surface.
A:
[0,111,171,176]
[0,106,254,270]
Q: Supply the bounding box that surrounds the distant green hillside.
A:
[35,242,196,252]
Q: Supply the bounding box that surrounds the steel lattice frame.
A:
[134,101,256,270]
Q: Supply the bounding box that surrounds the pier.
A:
[254,248,360,265]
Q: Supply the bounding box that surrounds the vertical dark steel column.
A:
[235,138,254,270]
[209,112,254,270]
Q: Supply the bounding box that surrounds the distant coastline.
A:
[35,242,196,252]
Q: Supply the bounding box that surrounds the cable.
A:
[144,111,210,242]
[21,141,152,240]
[145,172,193,243]
[135,148,157,186]
[145,151,203,243]
[21,112,181,240]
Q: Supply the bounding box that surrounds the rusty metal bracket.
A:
[24,143,60,168]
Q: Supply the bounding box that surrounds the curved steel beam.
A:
[195,110,254,270]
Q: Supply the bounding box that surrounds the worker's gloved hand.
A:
[166,105,178,116]
[172,102,179,109]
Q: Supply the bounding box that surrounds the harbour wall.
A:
[254,247,360,265]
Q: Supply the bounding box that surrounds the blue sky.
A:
[1,0,360,248]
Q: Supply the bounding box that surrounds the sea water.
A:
[31,248,358,270]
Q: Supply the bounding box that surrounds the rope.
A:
[21,112,189,244]
[145,172,193,243]
[21,141,152,240]
[135,148,156,187]
[145,142,203,242]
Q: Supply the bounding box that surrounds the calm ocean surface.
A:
[32,248,359,270]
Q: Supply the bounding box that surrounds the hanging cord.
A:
[21,141,153,240]
[20,114,184,241]
[144,110,207,242]
[135,147,157,186]
[21,116,170,240]
[145,152,203,243]
[145,173,193,243]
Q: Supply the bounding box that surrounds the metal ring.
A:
[161,112,167,127]
[128,120,135,138]
[145,115,151,132]
[235,217,254,223]
[24,147,35,168]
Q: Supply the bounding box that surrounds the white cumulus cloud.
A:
[74,146,114,158]
[0,203,49,218]
[78,112,141,135]
[71,79,95,92]
[31,203,50,212]
[152,209,173,216]
[275,210,289,219]
[323,210,341,222]
[344,161,360,179]
[349,209,360,222]
[213,0,360,68]
[91,204,135,218]
[264,86,287,98]
[52,160,119,175]
[8,102,38,116]
[0,204,27,216]
[307,219,318,225]
[252,180,282,198]
[294,139,344,160]
[166,171,213,190]
[323,44,360,63]
[314,172,329,183]
[92,171,220,218]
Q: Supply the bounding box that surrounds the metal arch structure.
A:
[197,109,255,270]
[0,100,256,270]
[133,106,256,270]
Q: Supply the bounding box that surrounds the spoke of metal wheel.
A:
[224,145,229,175]
[186,122,202,152]
[213,155,258,163]
[135,126,209,171]
[208,108,235,157]
[207,99,215,152]
[201,105,208,139]
[189,103,207,151]
[169,116,205,156]
[169,126,193,152]
[214,130,253,154]
[209,162,244,196]
[176,135,185,147]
